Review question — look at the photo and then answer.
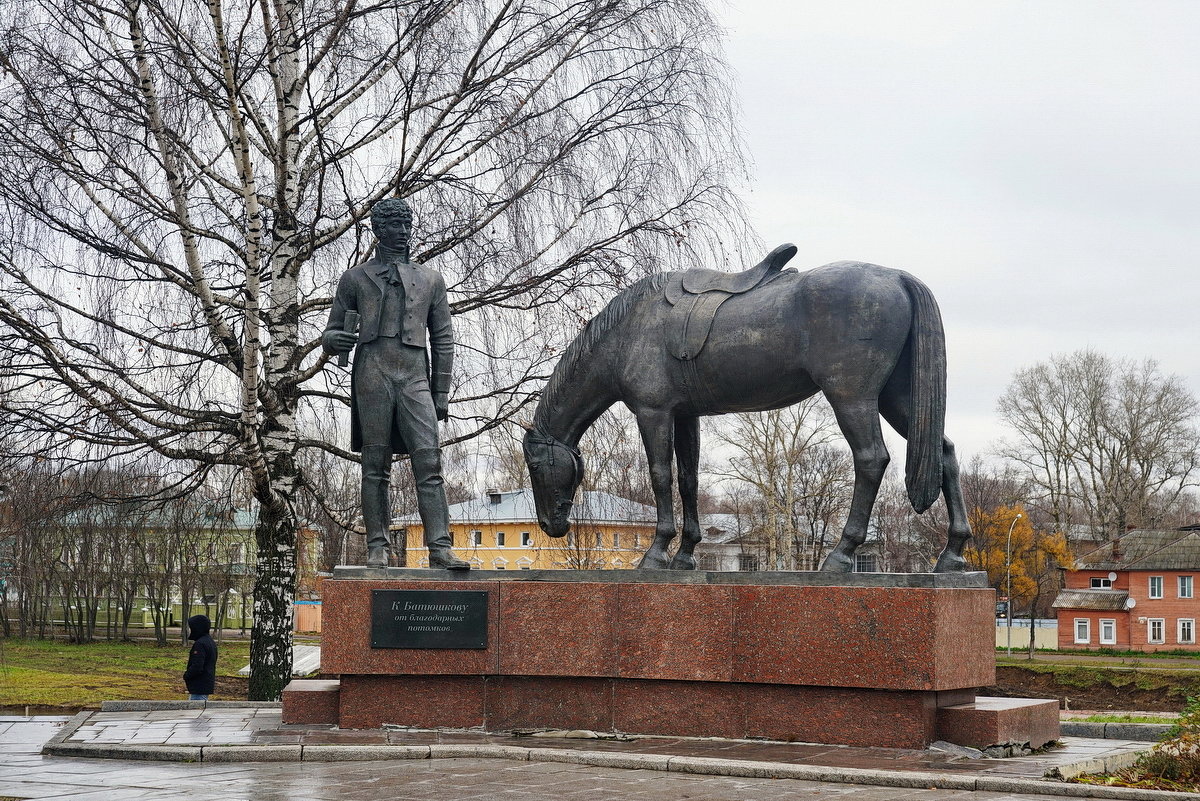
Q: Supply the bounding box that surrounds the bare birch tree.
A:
[996,350,1200,542]
[708,398,854,570]
[0,0,747,696]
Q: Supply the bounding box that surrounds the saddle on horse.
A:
[664,243,797,361]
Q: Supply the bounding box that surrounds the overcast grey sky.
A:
[716,0,1200,462]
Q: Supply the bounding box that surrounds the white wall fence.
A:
[995,619,1058,650]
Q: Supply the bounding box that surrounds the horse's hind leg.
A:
[878,382,973,573]
[670,415,701,570]
[634,408,676,570]
[930,443,971,572]
[820,396,890,572]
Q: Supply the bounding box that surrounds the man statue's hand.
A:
[322,329,359,355]
[434,392,450,422]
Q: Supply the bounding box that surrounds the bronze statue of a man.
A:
[323,198,469,570]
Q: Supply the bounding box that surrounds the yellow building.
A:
[395,488,657,569]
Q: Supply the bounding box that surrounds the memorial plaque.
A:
[370,589,488,649]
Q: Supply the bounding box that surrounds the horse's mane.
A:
[534,273,671,430]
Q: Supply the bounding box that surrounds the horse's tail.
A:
[900,272,946,513]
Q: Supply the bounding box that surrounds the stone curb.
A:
[44,742,203,762]
[100,701,205,711]
[42,711,90,748]
[203,745,302,762]
[302,744,431,761]
[1062,722,1172,742]
[99,700,282,712]
[1047,749,1153,781]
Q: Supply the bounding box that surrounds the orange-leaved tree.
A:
[966,504,1073,652]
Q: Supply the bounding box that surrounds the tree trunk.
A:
[248,493,296,701]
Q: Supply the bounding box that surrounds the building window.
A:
[1179,619,1196,644]
[1181,576,1194,599]
[612,532,621,549]
[1149,576,1164,599]
[595,531,603,548]
[496,531,506,547]
[1090,577,1112,589]
[854,553,878,573]
[1074,618,1090,644]
[470,530,482,546]
[1100,619,1116,645]
[1149,618,1166,644]
[521,532,532,547]
[634,534,642,549]
[738,554,759,572]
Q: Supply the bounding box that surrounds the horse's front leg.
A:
[635,409,676,570]
[670,415,702,570]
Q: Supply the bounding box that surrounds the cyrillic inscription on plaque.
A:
[370,590,488,649]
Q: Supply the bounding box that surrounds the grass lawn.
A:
[0,637,251,708]
[1078,713,1179,724]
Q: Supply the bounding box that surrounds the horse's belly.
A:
[691,344,817,412]
[683,284,818,413]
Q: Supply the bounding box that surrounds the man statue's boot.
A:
[411,448,469,570]
[361,445,393,568]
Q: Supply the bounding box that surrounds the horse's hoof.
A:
[819,552,853,572]
[669,554,696,570]
[637,553,671,570]
[932,551,968,573]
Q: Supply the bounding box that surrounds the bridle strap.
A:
[528,429,582,497]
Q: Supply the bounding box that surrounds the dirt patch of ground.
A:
[988,666,1196,712]
[213,675,250,698]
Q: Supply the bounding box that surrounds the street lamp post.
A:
[1006,512,1022,657]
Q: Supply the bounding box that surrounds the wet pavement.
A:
[48,706,1150,780]
[0,713,1182,801]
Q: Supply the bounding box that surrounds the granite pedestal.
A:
[291,569,1057,749]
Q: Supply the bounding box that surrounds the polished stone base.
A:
[303,572,1057,749]
[281,680,340,725]
[334,675,979,748]
[937,697,1061,750]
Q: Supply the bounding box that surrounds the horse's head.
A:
[522,427,583,538]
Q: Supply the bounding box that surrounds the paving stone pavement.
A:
[48,707,1151,782]
[0,715,1182,801]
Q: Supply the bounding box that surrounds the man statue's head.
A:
[371,197,413,257]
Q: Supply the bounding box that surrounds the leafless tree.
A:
[578,411,654,508]
[868,472,929,572]
[545,524,606,569]
[0,453,68,638]
[707,398,854,570]
[996,350,1200,542]
[0,0,747,697]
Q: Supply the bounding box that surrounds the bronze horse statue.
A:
[523,244,972,572]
